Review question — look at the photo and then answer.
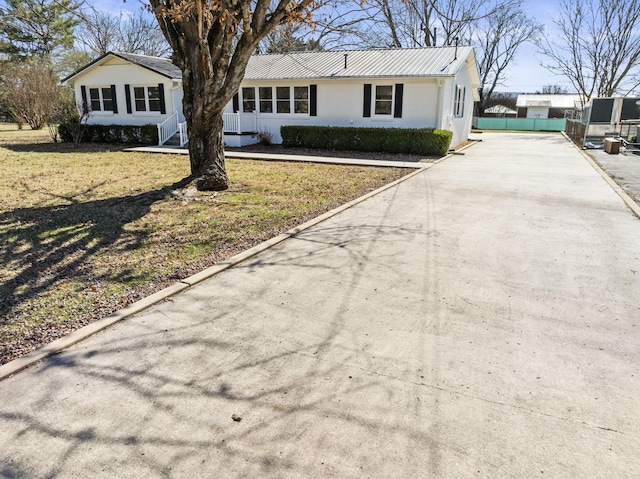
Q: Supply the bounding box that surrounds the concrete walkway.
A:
[126,145,430,169]
[2,133,640,478]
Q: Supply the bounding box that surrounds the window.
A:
[256,86,311,114]
[242,87,255,112]
[148,86,161,111]
[133,86,161,112]
[277,87,290,113]
[88,87,114,112]
[259,87,273,113]
[134,87,145,111]
[294,86,309,114]
[454,85,466,117]
[375,85,393,115]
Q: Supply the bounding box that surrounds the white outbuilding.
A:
[516,94,584,119]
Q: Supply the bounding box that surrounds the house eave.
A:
[62,51,182,86]
[242,74,458,82]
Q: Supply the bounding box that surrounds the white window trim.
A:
[241,87,256,113]
[372,84,395,118]
[88,86,114,115]
[253,85,310,116]
[258,86,274,114]
[292,86,310,115]
[276,86,291,114]
[132,85,162,115]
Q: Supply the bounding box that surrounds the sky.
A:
[92,0,568,94]
[496,0,571,93]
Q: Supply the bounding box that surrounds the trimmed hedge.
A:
[281,126,452,156]
[59,123,159,145]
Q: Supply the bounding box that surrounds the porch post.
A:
[236,112,241,134]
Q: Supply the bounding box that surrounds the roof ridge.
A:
[254,45,470,56]
[110,51,172,61]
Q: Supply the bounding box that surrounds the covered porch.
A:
[157,111,259,147]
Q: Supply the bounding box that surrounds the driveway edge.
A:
[562,132,640,218]
[0,159,449,381]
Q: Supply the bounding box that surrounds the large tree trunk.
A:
[181,53,229,191]
[186,108,228,191]
[149,0,302,192]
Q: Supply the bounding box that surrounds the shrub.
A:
[257,129,273,146]
[281,126,452,156]
[58,123,159,145]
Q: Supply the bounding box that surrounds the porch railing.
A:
[223,112,257,134]
[159,111,255,146]
[157,111,179,145]
[177,121,188,147]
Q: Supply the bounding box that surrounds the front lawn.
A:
[0,127,409,364]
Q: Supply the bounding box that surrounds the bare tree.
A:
[0,60,67,129]
[77,7,172,57]
[150,0,321,191]
[472,2,541,116]
[76,7,120,56]
[116,11,172,57]
[61,99,91,148]
[262,24,322,53]
[369,0,520,48]
[540,0,640,101]
[259,0,377,52]
[537,84,569,94]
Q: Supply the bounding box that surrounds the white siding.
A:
[234,78,445,144]
[526,106,550,119]
[437,57,477,147]
[69,48,479,147]
[70,57,179,126]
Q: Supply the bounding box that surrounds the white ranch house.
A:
[63,47,480,148]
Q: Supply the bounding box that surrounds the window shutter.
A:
[110,85,118,114]
[81,86,88,110]
[310,84,317,116]
[363,83,372,118]
[158,83,166,114]
[233,93,239,113]
[125,84,132,114]
[394,83,404,118]
[462,86,466,115]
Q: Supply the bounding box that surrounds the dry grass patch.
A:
[1,127,410,364]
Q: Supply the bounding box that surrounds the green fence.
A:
[476,117,567,132]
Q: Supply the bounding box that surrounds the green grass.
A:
[0,125,410,364]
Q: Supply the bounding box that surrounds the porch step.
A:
[163,132,182,146]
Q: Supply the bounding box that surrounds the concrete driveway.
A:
[1,132,639,478]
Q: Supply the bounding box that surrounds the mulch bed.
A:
[225,144,440,163]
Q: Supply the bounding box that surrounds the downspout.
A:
[171,80,183,121]
[436,78,443,129]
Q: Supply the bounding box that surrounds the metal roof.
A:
[484,105,517,115]
[243,46,477,80]
[516,94,584,109]
[63,47,478,85]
